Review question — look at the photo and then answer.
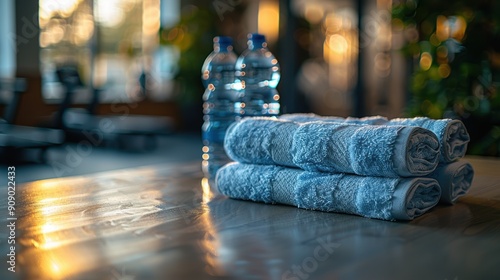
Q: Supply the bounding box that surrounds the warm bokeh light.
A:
[436,15,467,43]
[322,9,358,94]
[323,11,356,66]
[143,0,160,35]
[95,0,126,27]
[419,52,432,71]
[375,53,391,77]
[304,3,324,24]
[450,16,467,42]
[39,22,65,47]
[438,63,451,78]
[429,33,440,46]
[324,13,344,34]
[72,13,94,45]
[258,0,280,45]
[329,34,349,55]
[39,0,94,48]
[436,15,450,42]
[436,45,448,64]
[40,0,82,21]
[142,0,160,53]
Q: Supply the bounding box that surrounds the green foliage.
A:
[393,0,500,155]
[160,5,217,104]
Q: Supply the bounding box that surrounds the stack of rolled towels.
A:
[215,114,473,221]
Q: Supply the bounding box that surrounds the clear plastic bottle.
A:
[201,36,238,178]
[235,33,280,116]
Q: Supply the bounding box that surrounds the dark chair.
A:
[52,64,174,150]
[0,78,64,163]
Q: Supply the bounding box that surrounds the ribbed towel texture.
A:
[280,113,388,125]
[224,117,440,177]
[217,115,474,221]
[216,163,441,221]
[280,114,470,163]
[386,118,470,163]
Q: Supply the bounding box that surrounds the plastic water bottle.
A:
[235,33,280,116]
[201,36,238,178]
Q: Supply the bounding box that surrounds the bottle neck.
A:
[215,44,232,53]
[248,41,267,51]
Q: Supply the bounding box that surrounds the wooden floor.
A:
[1,156,499,279]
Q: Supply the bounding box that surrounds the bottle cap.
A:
[248,33,267,49]
[214,36,233,51]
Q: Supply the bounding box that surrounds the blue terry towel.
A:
[429,160,474,204]
[386,118,470,163]
[280,113,388,125]
[216,163,441,221]
[280,114,470,163]
[224,117,440,177]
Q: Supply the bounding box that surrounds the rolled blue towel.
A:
[280,114,470,163]
[216,163,441,221]
[429,160,474,204]
[224,117,440,177]
[386,118,470,163]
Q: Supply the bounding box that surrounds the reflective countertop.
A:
[1,157,500,279]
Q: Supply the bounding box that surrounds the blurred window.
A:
[0,0,16,104]
[39,0,179,103]
[0,0,15,79]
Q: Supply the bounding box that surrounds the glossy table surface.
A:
[1,157,500,280]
